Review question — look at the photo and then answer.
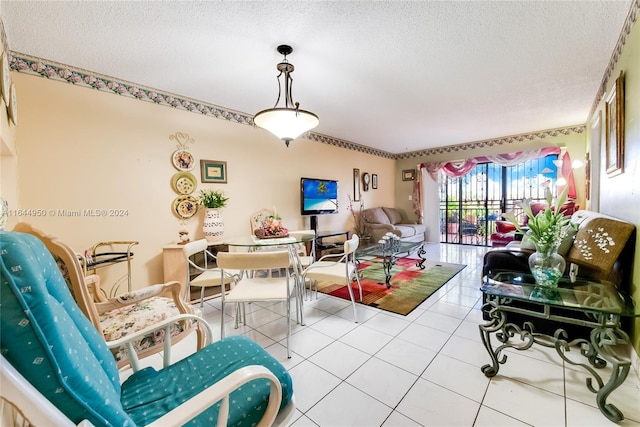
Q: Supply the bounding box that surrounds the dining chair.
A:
[302,234,363,322]
[182,238,237,307]
[217,251,295,358]
[12,222,203,371]
[288,229,316,269]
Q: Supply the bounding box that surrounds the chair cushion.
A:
[305,261,357,283]
[393,225,419,238]
[0,231,133,426]
[121,335,294,427]
[100,296,201,363]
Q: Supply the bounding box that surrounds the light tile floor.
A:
[130,243,640,426]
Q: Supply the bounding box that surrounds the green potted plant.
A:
[198,189,229,243]
[198,189,229,209]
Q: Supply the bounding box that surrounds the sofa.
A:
[362,207,427,243]
[482,209,636,336]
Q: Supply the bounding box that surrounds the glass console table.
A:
[356,239,426,288]
[480,271,639,423]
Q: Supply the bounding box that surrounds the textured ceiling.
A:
[0,1,633,154]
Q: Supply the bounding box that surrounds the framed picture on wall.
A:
[200,159,227,183]
[353,168,360,201]
[372,174,378,189]
[402,169,415,181]
[605,71,624,177]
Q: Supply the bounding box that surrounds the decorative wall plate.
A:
[172,195,198,219]
[8,83,17,125]
[171,172,196,195]
[1,51,9,105]
[172,149,195,171]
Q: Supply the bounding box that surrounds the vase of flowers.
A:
[503,187,574,288]
[198,189,229,243]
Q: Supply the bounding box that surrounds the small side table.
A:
[479,271,638,423]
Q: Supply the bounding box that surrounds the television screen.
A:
[300,177,339,215]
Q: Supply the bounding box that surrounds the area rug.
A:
[316,257,466,315]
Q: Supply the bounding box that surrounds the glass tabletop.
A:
[223,232,315,247]
[356,240,423,258]
[482,271,639,317]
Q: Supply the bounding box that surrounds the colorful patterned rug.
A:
[316,257,466,315]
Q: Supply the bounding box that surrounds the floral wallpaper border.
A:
[588,0,639,121]
[7,52,587,160]
[4,0,637,160]
[1,53,596,161]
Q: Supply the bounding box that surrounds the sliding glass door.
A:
[439,154,559,246]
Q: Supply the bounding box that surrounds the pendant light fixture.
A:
[253,45,319,147]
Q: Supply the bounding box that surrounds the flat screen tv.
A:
[300,177,339,216]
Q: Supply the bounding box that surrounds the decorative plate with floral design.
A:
[171,172,196,195]
[172,149,195,171]
[172,195,198,219]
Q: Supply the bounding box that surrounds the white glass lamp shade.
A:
[254,108,319,143]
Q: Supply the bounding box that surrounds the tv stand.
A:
[310,215,318,232]
[314,229,350,260]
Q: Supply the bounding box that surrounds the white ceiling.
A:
[1,1,633,154]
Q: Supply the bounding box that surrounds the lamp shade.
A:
[254,107,319,144]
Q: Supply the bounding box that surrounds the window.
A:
[439,154,559,246]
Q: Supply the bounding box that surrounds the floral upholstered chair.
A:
[12,222,203,370]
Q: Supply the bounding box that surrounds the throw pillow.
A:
[495,221,517,233]
[520,233,536,250]
[566,217,635,273]
[557,225,578,257]
[382,207,403,225]
[519,224,576,256]
[365,207,391,225]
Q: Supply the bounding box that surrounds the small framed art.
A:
[353,168,360,201]
[372,174,378,189]
[605,71,624,177]
[200,159,227,183]
[402,169,415,181]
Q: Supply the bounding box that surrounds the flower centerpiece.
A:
[502,187,575,288]
[255,207,289,239]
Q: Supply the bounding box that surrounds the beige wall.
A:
[586,16,640,356]
[1,40,18,218]
[9,73,395,292]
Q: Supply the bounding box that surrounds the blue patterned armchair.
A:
[0,230,295,426]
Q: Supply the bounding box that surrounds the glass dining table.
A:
[222,231,316,325]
